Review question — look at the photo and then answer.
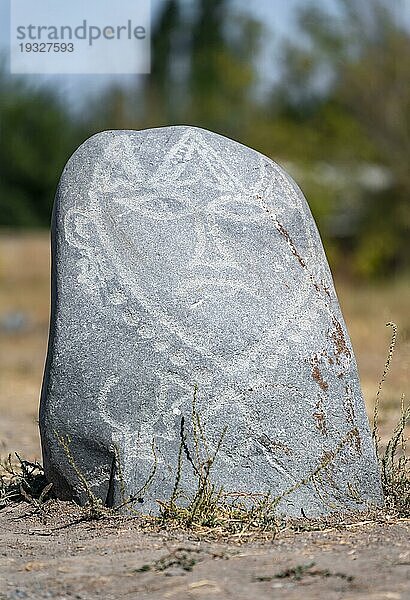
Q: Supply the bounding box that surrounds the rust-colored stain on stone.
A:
[312,364,329,391]
[313,398,327,435]
[266,209,307,269]
[350,427,362,453]
[343,383,357,430]
[330,316,351,359]
[311,353,329,391]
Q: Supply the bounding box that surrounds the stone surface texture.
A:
[40,126,383,516]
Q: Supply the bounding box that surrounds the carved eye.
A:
[207,195,265,223]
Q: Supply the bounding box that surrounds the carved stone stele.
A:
[40,126,383,515]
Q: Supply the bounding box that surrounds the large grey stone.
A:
[40,126,383,516]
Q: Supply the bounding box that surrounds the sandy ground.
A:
[0,233,409,599]
[0,502,409,600]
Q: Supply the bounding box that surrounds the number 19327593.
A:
[19,43,74,52]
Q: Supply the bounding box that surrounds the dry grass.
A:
[0,453,50,510]
[337,277,410,424]
[153,389,278,540]
[0,233,50,458]
[371,323,409,517]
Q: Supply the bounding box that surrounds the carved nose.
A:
[187,218,241,273]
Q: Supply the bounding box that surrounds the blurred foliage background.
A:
[0,0,409,280]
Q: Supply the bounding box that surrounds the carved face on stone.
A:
[65,128,314,367]
[43,126,382,516]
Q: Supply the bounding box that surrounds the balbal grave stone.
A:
[40,126,383,516]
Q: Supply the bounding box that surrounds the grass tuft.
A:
[253,561,354,583]
[157,386,277,539]
[372,322,409,517]
[54,432,110,520]
[0,453,51,510]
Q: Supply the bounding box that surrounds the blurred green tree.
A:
[134,0,262,136]
[91,0,184,130]
[266,0,410,278]
[188,0,261,136]
[149,0,182,124]
[0,71,90,227]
